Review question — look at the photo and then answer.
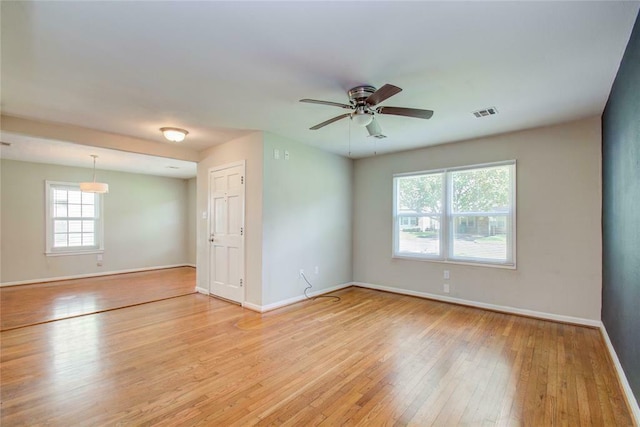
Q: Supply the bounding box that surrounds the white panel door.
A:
[209,162,245,303]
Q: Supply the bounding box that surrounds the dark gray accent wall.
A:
[602,11,640,405]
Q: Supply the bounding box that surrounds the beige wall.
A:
[3,116,603,320]
[187,177,197,265]
[261,133,353,305]
[353,117,603,320]
[197,132,264,305]
[1,159,191,283]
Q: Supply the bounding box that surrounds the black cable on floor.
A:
[301,272,341,302]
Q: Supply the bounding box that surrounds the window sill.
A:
[45,250,104,257]
[392,254,516,270]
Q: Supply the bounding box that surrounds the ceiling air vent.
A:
[472,107,498,118]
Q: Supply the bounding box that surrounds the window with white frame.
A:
[45,181,104,255]
[393,161,515,266]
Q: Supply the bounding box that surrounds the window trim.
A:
[45,180,105,256]
[392,160,516,268]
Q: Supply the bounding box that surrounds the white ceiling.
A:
[1,1,639,161]
[0,132,197,179]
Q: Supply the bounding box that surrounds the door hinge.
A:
[241,176,244,184]
[240,227,243,236]
[240,279,243,286]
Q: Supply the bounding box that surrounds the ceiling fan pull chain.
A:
[348,119,352,158]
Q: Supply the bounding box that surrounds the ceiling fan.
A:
[300,84,434,139]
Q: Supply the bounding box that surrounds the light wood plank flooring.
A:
[0,267,195,330]
[0,287,633,426]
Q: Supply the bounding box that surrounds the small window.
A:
[45,181,104,255]
[393,161,515,267]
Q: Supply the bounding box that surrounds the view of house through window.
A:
[46,181,103,254]
[394,161,515,266]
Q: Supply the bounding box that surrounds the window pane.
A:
[68,233,82,246]
[69,220,82,233]
[54,234,68,247]
[83,233,95,246]
[54,189,67,203]
[68,190,81,204]
[452,215,508,261]
[397,173,443,215]
[82,204,95,218]
[68,204,82,217]
[452,165,510,213]
[54,220,68,233]
[82,220,94,232]
[398,216,441,256]
[81,192,95,205]
[54,203,67,218]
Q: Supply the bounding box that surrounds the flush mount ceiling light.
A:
[80,155,109,194]
[160,127,189,143]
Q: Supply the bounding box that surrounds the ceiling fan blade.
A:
[300,99,353,109]
[377,106,434,119]
[366,117,386,138]
[310,113,351,130]
[365,84,402,106]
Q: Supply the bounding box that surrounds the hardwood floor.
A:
[0,267,195,330]
[0,287,633,426]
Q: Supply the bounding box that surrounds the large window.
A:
[45,181,104,255]
[393,161,515,267]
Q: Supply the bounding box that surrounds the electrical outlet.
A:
[443,283,450,293]
[444,270,450,280]
[284,150,290,160]
[314,266,319,274]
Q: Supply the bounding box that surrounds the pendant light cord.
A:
[91,155,98,182]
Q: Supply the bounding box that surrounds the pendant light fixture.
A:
[80,155,109,194]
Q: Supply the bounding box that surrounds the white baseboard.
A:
[195,286,208,295]
[353,282,601,328]
[0,264,194,287]
[185,264,196,268]
[242,301,262,312]
[242,282,352,313]
[600,323,640,425]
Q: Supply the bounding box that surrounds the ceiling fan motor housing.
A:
[348,85,377,105]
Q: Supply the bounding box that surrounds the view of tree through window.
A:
[398,173,443,214]
[394,162,515,266]
[452,167,510,213]
[396,173,443,256]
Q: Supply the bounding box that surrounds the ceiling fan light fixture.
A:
[351,110,374,127]
[160,127,189,143]
[80,155,109,194]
